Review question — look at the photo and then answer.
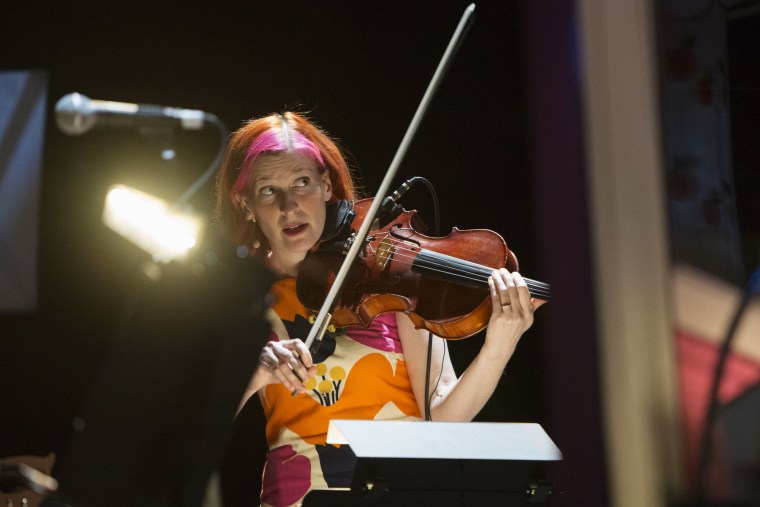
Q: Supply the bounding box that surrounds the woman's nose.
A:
[278,190,299,215]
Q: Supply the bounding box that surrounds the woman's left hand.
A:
[484,268,546,358]
[398,268,546,422]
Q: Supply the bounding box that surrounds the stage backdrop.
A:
[0,70,47,312]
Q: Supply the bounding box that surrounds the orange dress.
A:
[258,278,422,507]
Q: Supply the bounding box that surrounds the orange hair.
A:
[214,112,358,254]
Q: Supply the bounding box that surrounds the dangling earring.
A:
[242,202,261,249]
[251,221,261,250]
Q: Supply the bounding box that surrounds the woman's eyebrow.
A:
[251,171,275,184]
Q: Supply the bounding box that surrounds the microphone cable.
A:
[380,175,441,421]
[173,113,228,206]
[695,264,760,503]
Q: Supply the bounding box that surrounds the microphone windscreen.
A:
[55,92,95,135]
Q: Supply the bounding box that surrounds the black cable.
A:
[424,332,434,421]
[392,176,441,421]
[427,341,447,406]
[423,334,450,421]
[380,176,440,236]
[407,176,440,236]
[695,265,760,503]
[173,113,228,206]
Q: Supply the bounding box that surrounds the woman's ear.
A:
[321,170,333,201]
[235,193,256,222]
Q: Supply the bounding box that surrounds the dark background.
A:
[1,1,605,505]
[729,11,760,272]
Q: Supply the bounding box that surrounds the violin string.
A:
[365,235,483,282]
[367,235,552,298]
[363,231,551,298]
[388,250,551,299]
[367,229,551,291]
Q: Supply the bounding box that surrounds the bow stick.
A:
[303,4,477,353]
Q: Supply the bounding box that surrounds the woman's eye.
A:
[294,176,310,187]
[259,186,275,196]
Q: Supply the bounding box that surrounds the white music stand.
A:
[303,420,563,506]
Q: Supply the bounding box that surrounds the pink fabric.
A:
[259,278,416,505]
[675,330,760,494]
[260,445,311,506]
[344,312,403,353]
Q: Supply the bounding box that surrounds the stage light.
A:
[102,184,206,263]
[54,93,228,264]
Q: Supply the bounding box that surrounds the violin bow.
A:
[303,3,477,353]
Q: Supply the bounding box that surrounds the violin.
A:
[297,198,551,340]
[299,5,547,352]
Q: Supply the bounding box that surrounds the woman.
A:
[215,112,544,506]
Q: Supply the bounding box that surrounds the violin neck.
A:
[414,248,551,301]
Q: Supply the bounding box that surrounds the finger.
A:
[270,365,298,392]
[286,339,316,369]
[279,362,304,384]
[271,341,299,362]
[489,271,512,311]
[510,271,533,313]
[492,269,511,307]
[272,354,310,393]
[267,343,305,384]
[499,268,529,314]
[259,342,311,393]
[488,275,502,313]
[499,268,525,312]
[259,347,279,370]
[260,345,294,387]
[279,341,316,380]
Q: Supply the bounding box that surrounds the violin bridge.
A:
[375,236,394,271]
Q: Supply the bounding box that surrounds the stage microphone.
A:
[379,178,416,220]
[55,92,209,135]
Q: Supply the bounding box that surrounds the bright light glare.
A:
[103,184,206,262]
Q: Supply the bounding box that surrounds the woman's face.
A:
[241,151,332,275]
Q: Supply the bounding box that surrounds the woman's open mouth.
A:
[282,223,308,236]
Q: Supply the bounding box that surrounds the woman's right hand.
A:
[256,338,316,394]
[237,338,317,416]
